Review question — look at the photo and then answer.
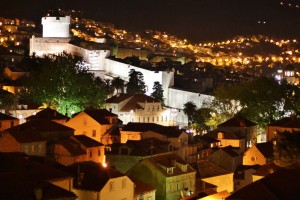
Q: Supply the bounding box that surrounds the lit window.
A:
[251,156,257,161]
[167,168,173,174]
[122,179,127,189]
[109,182,114,191]
[33,145,40,152]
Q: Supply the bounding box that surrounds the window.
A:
[98,149,101,156]
[143,117,145,122]
[165,116,167,121]
[89,150,93,158]
[83,118,87,125]
[24,145,29,153]
[176,183,179,191]
[167,167,173,174]
[109,182,114,191]
[148,117,150,122]
[122,179,127,189]
[157,105,159,111]
[251,156,257,161]
[152,105,154,111]
[157,116,159,122]
[33,144,40,152]
[152,117,154,122]
[10,120,14,127]
[161,116,163,121]
[92,130,96,137]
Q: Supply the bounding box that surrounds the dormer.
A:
[167,167,174,174]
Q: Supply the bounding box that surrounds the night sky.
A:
[2,0,300,42]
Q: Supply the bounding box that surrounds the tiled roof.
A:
[122,122,184,138]
[193,160,231,179]
[65,161,125,191]
[267,117,300,128]
[205,131,242,140]
[128,176,155,196]
[106,93,133,103]
[0,112,18,121]
[253,162,282,177]
[106,93,160,111]
[73,135,103,147]
[82,109,117,125]
[227,167,300,200]
[193,135,220,144]
[107,138,170,156]
[255,142,274,158]
[26,107,68,121]
[0,152,73,181]
[55,138,86,156]
[147,154,195,177]
[119,94,159,112]
[5,119,74,133]
[219,146,240,157]
[233,165,260,180]
[6,130,46,143]
[218,115,257,127]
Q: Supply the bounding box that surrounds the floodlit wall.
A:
[105,59,174,97]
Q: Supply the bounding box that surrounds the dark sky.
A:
[1,0,300,42]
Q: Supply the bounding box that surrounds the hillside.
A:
[1,0,300,42]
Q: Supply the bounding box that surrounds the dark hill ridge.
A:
[1,0,300,42]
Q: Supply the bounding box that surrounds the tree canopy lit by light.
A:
[23,52,107,116]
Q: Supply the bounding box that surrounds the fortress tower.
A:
[42,15,70,38]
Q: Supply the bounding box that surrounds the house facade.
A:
[54,135,105,166]
[65,161,134,200]
[64,109,119,145]
[266,117,300,141]
[243,142,274,166]
[0,131,46,156]
[127,154,196,200]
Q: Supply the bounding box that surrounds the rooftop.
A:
[26,107,68,121]
[122,122,184,138]
[227,167,300,200]
[218,115,257,127]
[255,142,274,158]
[0,112,18,121]
[65,161,125,191]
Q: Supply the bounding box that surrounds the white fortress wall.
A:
[167,88,214,110]
[105,59,172,96]
[29,36,70,56]
[67,44,110,71]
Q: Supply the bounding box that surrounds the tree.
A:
[151,81,164,105]
[204,77,295,129]
[274,131,300,168]
[0,89,16,110]
[111,77,125,94]
[24,52,107,116]
[191,108,211,134]
[183,101,197,125]
[126,69,146,94]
